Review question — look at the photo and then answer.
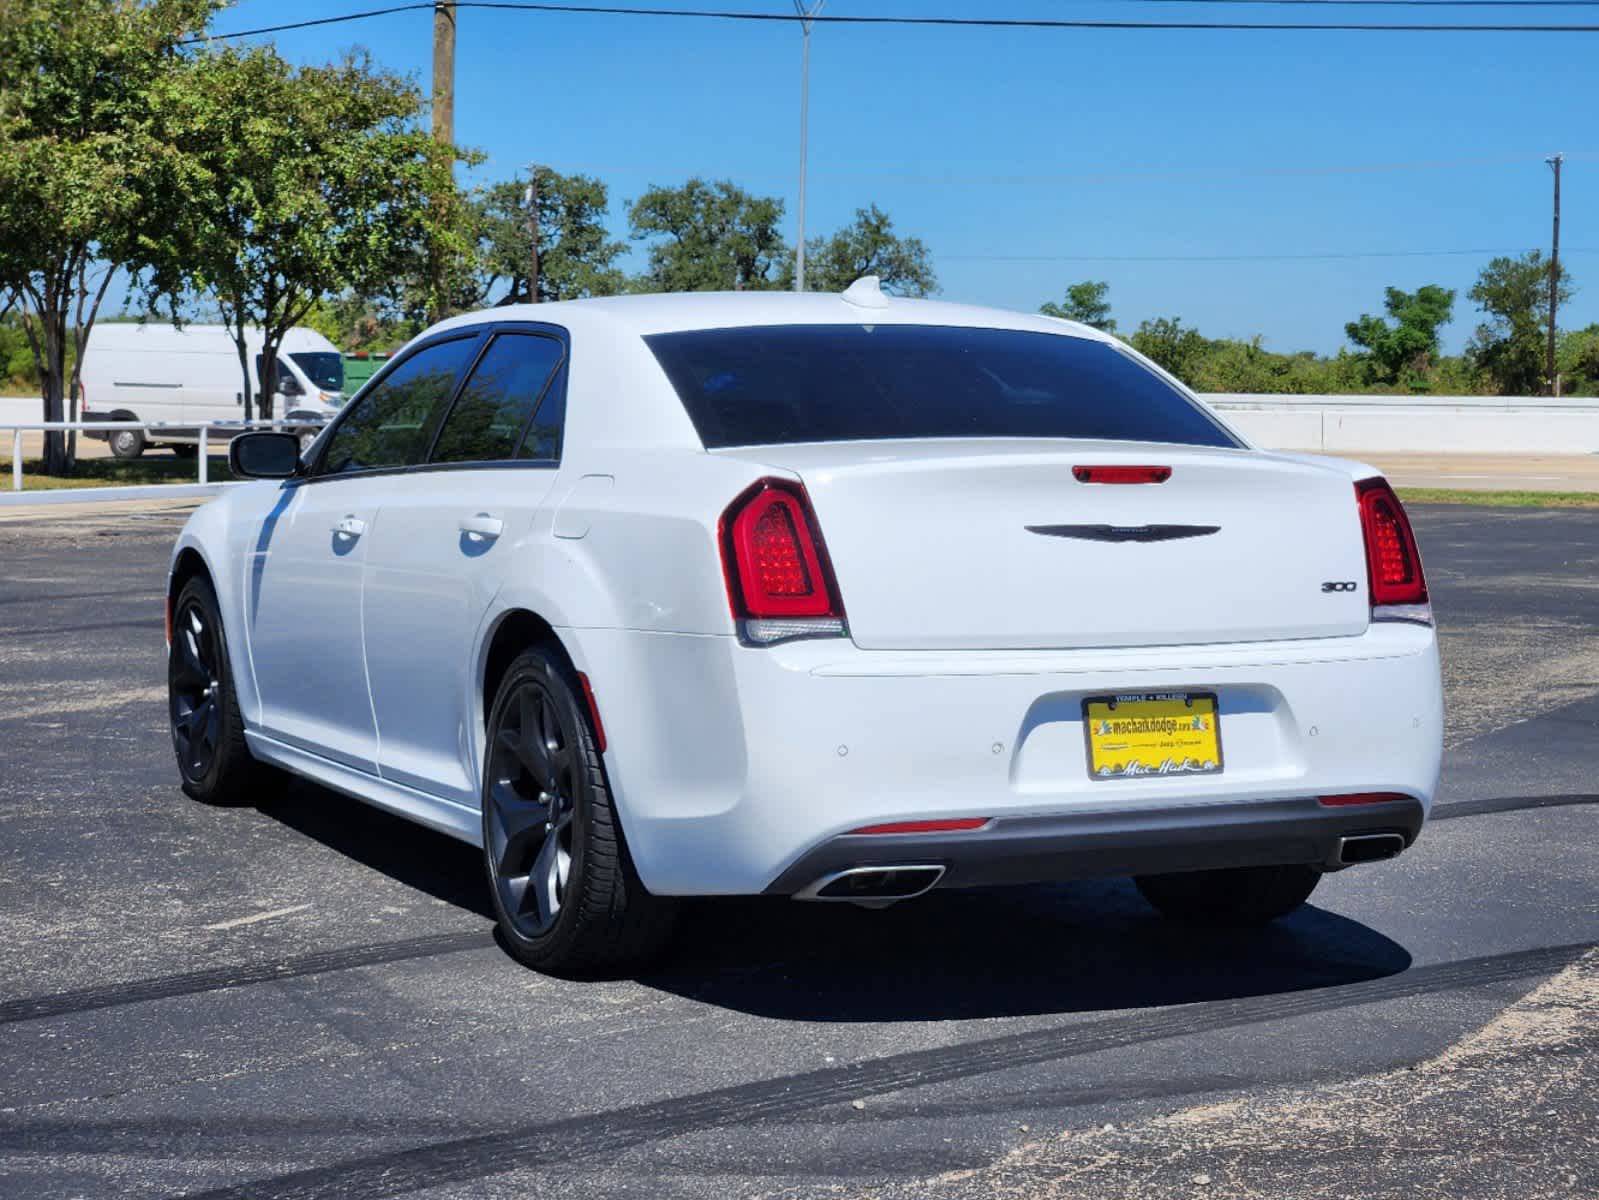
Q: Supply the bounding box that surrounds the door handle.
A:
[459,513,504,539]
[332,515,366,537]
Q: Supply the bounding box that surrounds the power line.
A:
[546,150,1597,186]
[942,247,1599,262]
[192,2,1599,43]
[187,3,429,42]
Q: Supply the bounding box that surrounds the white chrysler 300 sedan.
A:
[166,281,1443,971]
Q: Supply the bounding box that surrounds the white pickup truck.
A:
[80,324,346,458]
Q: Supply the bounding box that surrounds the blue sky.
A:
[213,0,1595,353]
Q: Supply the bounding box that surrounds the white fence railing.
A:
[2,418,327,493]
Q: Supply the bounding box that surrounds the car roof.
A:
[426,290,1115,343]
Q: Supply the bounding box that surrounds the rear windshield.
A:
[644,324,1239,450]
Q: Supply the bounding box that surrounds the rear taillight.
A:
[720,478,846,646]
[1355,477,1430,625]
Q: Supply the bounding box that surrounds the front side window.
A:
[315,336,480,476]
[644,324,1240,450]
[430,333,565,464]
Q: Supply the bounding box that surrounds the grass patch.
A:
[1397,487,1599,508]
[0,455,234,491]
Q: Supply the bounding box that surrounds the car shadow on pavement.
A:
[643,882,1412,1022]
[249,780,1410,1019]
[252,777,495,920]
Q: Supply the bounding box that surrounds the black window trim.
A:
[298,319,571,485]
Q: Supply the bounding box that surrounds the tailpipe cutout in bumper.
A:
[1335,832,1407,867]
[795,864,945,907]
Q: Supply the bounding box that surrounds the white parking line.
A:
[203,904,312,931]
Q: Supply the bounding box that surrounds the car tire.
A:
[109,425,146,460]
[1134,864,1321,927]
[168,575,271,806]
[171,443,199,460]
[482,647,676,974]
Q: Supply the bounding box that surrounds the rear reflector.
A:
[1318,792,1413,807]
[1073,465,1171,484]
[1355,477,1430,622]
[720,478,846,644]
[576,672,607,753]
[848,818,990,835]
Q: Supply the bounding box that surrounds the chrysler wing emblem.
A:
[1025,524,1221,543]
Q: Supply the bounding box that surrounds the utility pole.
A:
[428,1,456,324]
[1546,152,1563,396]
[525,164,540,304]
[432,1,455,147]
[793,1,823,292]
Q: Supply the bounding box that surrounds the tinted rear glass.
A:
[645,324,1238,450]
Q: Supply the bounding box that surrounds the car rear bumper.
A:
[763,794,1425,897]
[571,621,1443,896]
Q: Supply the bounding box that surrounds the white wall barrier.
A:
[1203,394,1599,455]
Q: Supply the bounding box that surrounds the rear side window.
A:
[316,336,480,475]
[644,324,1238,450]
[430,333,565,464]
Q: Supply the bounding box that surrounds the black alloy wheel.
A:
[481,648,675,972]
[169,594,223,783]
[167,575,268,805]
[485,677,578,938]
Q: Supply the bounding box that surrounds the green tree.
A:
[780,204,938,297]
[1344,285,1455,385]
[0,0,218,474]
[1559,323,1599,396]
[465,169,627,306]
[628,179,787,292]
[1466,251,1575,396]
[146,45,468,419]
[1040,281,1116,332]
[1129,317,1209,386]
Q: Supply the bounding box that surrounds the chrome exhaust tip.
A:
[1337,832,1407,867]
[795,864,946,907]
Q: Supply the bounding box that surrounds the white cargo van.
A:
[80,324,345,458]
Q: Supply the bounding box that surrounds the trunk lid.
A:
[715,440,1371,650]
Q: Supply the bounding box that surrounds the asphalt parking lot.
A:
[2,502,1597,1200]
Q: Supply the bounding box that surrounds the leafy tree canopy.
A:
[1466,251,1575,396]
[628,179,787,292]
[1129,316,1208,383]
[1040,280,1116,332]
[1344,285,1455,383]
[144,44,468,417]
[465,169,628,306]
[0,0,219,472]
[781,204,938,297]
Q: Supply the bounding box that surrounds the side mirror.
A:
[277,374,304,397]
[229,431,302,480]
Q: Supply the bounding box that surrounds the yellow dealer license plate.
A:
[1083,692,1223,782]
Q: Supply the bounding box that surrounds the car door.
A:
[360,327,569,807]
[244,332,483,773]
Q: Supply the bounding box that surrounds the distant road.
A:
[1356,453,1599,493]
